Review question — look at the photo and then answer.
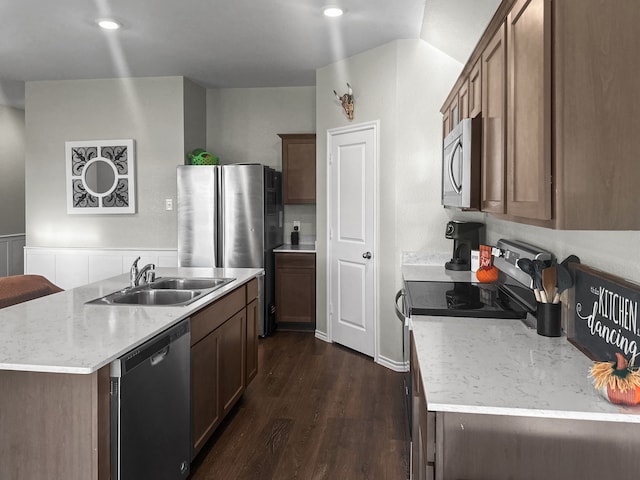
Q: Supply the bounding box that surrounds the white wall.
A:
[485,216,640,285]
[206,86,317,238]
[25,77,194,249]
[0,104,26,236]
[316,39,469,364]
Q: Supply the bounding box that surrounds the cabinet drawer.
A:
[191,285,246,346]
[276,252,315,268]
[246,277,259,302]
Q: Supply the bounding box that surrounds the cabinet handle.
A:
[362,251,372,259]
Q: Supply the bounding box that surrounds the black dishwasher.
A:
[110,319,191,480]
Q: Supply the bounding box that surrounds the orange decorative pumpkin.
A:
[476,266,499,283]
[590,353,640,406]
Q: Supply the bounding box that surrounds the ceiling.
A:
[0,0,500,109]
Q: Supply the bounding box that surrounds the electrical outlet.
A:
[293,221,301,231]
[165,198,173,211]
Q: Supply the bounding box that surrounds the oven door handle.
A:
[395,288,407,323]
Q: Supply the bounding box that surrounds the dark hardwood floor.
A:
[190,331,410,480]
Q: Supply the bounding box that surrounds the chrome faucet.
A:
[130,256,156,287]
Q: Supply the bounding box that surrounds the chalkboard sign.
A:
[567,265,640,364]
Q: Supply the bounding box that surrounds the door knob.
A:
[362,252,372,259]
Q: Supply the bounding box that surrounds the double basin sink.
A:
[88,277,235,306]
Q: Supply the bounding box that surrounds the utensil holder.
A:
[536,302,561,337]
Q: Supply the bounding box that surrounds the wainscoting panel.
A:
[24,247,178,290]
[0,235,26,278]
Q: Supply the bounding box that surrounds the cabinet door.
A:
[279,134,316,204]
[469,59,482,118]
[458,79,470,121]
[246,298,259,384]
[507,0,552,220]
[442,109,451,139]
[275,253,316,328]
[219,309,246,416]
[481,23,507,214]
[191,329,220,456]
[449,96,460,129]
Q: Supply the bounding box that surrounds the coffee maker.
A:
[444,221,484,271]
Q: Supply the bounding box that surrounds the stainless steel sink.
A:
[87,277,236,306]
[110,289,202,305]
[149,277,234,291]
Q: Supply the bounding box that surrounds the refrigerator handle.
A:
[215,166,223,268]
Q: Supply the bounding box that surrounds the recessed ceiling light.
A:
[96,18,121,30]
[323,6,344,17]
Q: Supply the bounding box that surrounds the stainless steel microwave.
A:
[441,116,481,209]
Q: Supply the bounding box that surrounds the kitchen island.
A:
[0,267,262,480]
[412,315,640,479]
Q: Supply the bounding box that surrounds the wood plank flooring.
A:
[190,332,410,480]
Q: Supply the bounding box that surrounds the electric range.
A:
[403,239,553,322]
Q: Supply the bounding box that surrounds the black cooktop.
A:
[405,281,530,319]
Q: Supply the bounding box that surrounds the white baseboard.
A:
[376,354,409,373]
[24,247,178,290]
[314,329,329,342]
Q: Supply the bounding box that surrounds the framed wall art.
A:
[65,139,136,214]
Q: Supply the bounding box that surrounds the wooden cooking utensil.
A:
[542,265,557,303]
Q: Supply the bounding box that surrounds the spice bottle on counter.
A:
[291,226,299,245]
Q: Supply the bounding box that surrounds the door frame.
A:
[326,120,380,362]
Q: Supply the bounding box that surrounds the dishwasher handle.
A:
[395,289,407,323]
[150,346,170,366]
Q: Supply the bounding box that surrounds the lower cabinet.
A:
[190,278,259,458]
[246,298,259,383]
[410,332,435,480]
[275,252,316,330]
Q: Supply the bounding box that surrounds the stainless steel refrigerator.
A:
[177,164,283,336]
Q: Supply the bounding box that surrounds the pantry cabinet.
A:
[441,0,640,229]
[278,133,316,204]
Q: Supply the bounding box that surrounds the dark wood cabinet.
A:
[246,298,258,383]
[506,0,552,221]
[410,332,434,480]
[441,0,640,229]
[219,309,245,416]
[469,59,482,118]
[190,277,259,457]
[275,252,316,330]
[480,23,507,215]
[191,326,221,455]
[278,133,316,204]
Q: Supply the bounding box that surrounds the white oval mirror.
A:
[83,159,117,195]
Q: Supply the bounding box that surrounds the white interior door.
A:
[328,122,377,357]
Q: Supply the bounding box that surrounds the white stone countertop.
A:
[274,243,316,253]
[412,315,640,423]
[0,267,262,375]
[403,261,640,423]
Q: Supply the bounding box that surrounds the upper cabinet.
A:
[480,23,507,215]
[506,0,552,221]
[441,0,640,229]
[278,133,316,204]
[469,59,482,119]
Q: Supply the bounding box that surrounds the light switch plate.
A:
[293,221,301,230]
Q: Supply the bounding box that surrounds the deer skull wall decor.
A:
[333,83,354,120]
